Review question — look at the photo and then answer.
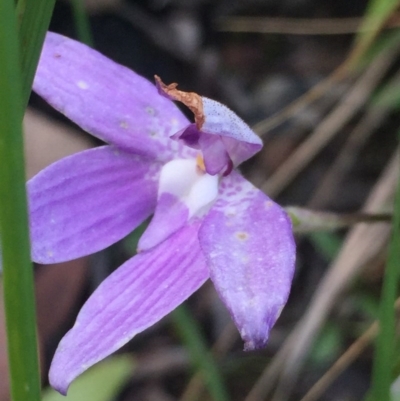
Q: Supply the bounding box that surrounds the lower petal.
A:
[199,171,296,350]
[49,222,209,394]
[28,146,160,263]
[138,158,218,251]
[138,192,189,251]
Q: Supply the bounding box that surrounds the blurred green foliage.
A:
[42,356,134,401]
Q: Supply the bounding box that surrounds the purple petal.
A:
[49,222,209,394]
[199,171,296,350]
[155,76,262,174]
[34,32,196,160]
[200,97,263,167]
[138,192,189,251]
[198,132,231,175]
[138,158,219,251]
[28,146,160,263]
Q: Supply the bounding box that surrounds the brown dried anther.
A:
[154,75,205,129]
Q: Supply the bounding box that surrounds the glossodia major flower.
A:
[29,32,296,394]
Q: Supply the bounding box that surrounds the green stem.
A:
[0,1,41,401]
[370,149,400,401]
[172,305,230,401]
[71,0,93,46]
[16,0,56,108]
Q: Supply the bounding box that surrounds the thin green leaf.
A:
[349,0,400,66]
[372,69,400,110]
[42,355,134,401]
[370,149,400,401]
[0,1,41,400]
[308,232,343,260]
[71,0,93,46]
[16,0,56,107]
[309,323,343,366]
[172,305,231,401]
[358,29,400,71]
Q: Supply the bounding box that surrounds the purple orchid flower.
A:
[29,32,296,394]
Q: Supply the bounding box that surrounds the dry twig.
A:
[218,15,400,36]
[299,297,400,401]
[261,45,398,197]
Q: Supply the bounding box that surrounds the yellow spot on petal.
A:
[196,154,206,172]
[235,232,249,241]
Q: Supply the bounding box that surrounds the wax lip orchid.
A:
[29,32,296,394]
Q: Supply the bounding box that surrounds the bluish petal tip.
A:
[49,367,69,396]
[244,339,265,352]
[243,331,268,351]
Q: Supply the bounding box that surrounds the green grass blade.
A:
[16,0,56,107]
[42,355,134,401]
[172,305,230,401]
[71,0,93,46]
[370,149,400,401]
[349,0,400,66]
[0,1,41,401]
[308,232,342,261]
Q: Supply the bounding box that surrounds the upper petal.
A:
[201,97,263,167]
[28,146,160,263]
[156,76,262,175]
[33,32,196,160]
[49,222,209,394]
[198,171,296,350]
